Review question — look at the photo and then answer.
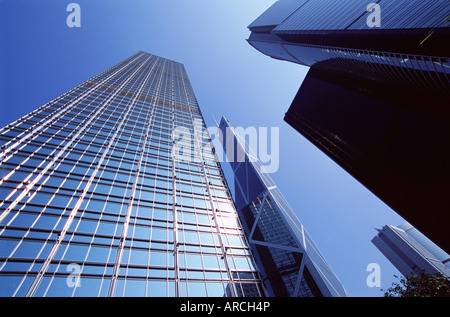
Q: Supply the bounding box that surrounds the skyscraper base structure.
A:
[247,0,450,253]
[0,51,264,297]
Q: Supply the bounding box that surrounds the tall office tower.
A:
[0,51,264,297]
[247,0,450,253]
[372,223,450,278]
[218,116,348,297]
[396,222,450,269]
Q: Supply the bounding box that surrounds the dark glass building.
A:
[247,0,450,253]
[0,51,263,297]
[218,116,348,297]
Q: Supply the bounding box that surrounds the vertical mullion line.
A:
[0,80,113,197]
[56,54,152,297]
[178,64,238,297]
[67,60,152,297]
[170,62,181,297]
[28,54,149,297]
[24,53,152,297]
[0,53,146,225]
[107,56,164,297]
[133,69,156,298]
[0,53,144,165]
[107,55,157,297]
[8,91,122,296]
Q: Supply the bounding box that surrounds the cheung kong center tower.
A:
[0,51,264,297]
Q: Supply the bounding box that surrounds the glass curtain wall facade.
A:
[247,0,449,99]
[0,51,263,297]
[372,224,450,278]
[218,117,348,297]
[247,0,450,253]
[396,222,450,269]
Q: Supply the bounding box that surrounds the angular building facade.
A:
[218,117,348,297]
[372,223,450,278]
[396,222,450,270]
[247,0,450,253]
[0,51,264,297]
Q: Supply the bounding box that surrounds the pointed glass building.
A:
[218,116,348,297]
[0,51,264,297]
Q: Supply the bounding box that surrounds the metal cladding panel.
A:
[248,0,308,29]
[272,0,450,32]
[273,0,370,32]
[247,39,302,64]
[349,0,450,29]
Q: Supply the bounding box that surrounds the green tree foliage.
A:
[383,270,450,297]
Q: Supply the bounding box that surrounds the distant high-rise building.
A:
[396,222,450,270]
[218,116,348,297]
[372,223,450,277]
[0,51,264,297]
[247,0,450,253]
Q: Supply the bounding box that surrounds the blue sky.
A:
[0,0,406,296]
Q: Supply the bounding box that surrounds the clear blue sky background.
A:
[0,0,406,297]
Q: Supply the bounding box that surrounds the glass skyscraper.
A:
[247,0,450,253]
[372,223,450,278]
[0,51,263,297]
[218,117,348,297]
[396,222,450,269]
